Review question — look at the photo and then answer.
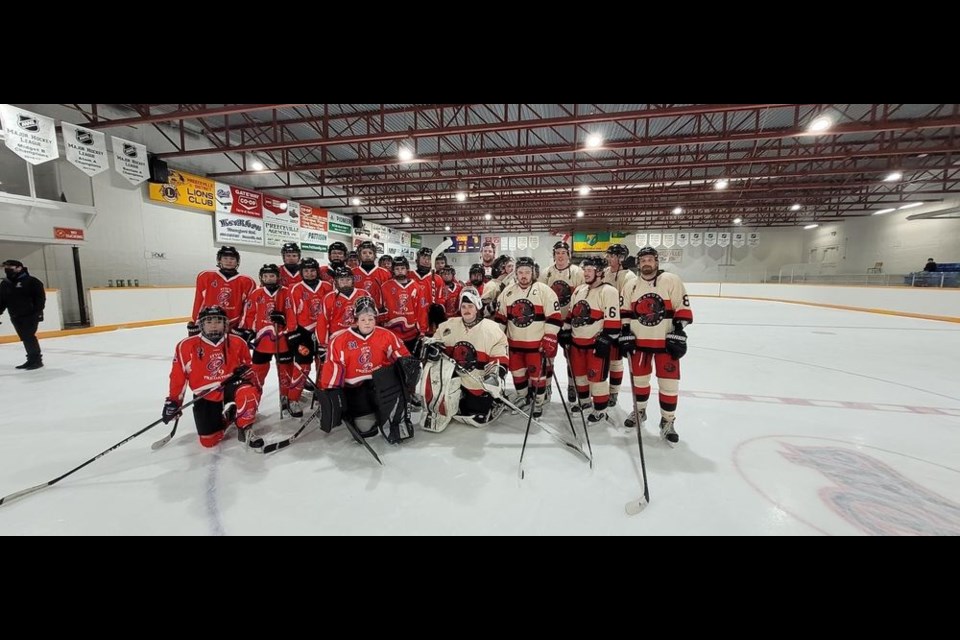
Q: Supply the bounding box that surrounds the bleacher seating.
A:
[905,262,960,287]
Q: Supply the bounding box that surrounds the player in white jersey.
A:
[601,243,637,406]
[620,246,692,443]
[540,240,584,402]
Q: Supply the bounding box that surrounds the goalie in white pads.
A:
[418,290,509,432]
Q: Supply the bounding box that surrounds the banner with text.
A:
[263,195,299,247]
[300,205,329,251]
[0,104,59,165]
[215,183,262,216]
[149,169,215,211]
[61,122,108,176]
[111,136,148,185]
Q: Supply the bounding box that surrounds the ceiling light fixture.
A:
[803,224,819,230]
[733,217,742,225]
[715,179,729,190]
[576,210,585,218]
[872,208,896,216]
[398,146,414,163]
[806,115,832,133]
[455,191,467,202]
[484,213,493,221]
[350,197,362,206]
[898,202,923,210]
[403,215,412,223]
[585,133,603,149]
[577,185,591,196]
[444,225,451,231]
[790,204,801,211]
[251,160,265,171]
[672,207,683,215]
[884,171,903,182]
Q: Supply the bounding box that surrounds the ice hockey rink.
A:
[1,296,959,536]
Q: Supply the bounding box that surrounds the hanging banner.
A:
[507,236,517,251]
[61,122,108,176]
[300,204,328,251]
[690,231,703,247]
[663,233,676,248]
[0,104,59,165]
[529,236,539,249]
[635,233,648,248]
[263,195,299,247]
[326,212,353,235]
[704,231,717,247]
[517,236,528,250]
[718,232,731,247]
[111,136,148,185]
[215,182,262,216]
[648,233,662,247]
[733,232,745,248]
[149,169,215,211]
[660,249,683,263]
[677,232,689,247]
[748,232,760,247]
[572,232,610,252]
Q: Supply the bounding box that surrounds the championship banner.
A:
[328,212,354,235]
[517,236,528,250]
[507,236,517,251]
[215,182,262,216]
[690,232,703,247]
[732,232,745,248]
[111,136,148,185]
[648,233,662,247]
[748,232,760,247]
[718,232,731,248]
[635,233,648,248]
[263,195,299,247]
[663,233,676,248]
[704,231,717,247]
[677,232,689,247]
[149,169,215,210]
[572,232,610,252]
[0,104,59,165]
[61,122,108,176]
[529,236,539,249]
[300,204,329,251]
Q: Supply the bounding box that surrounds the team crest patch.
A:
[570,300,593,327]
[207,350,225,373]
[509,298,536,327]
[664,362,677,374]
[633,293,666,327]
[452,341,478,368]
[551,280,572,306]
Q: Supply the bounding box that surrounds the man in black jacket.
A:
[0,260,47,370]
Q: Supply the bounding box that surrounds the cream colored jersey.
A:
[494,281,561,349]
[567,282,620,347]
[602,267,637,316]
[540,263,584,318]
[623,270,693,351]
[434,317,509,395]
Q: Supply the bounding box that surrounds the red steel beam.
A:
[83,104,309,130]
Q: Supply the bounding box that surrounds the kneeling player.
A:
[162,305,262,448]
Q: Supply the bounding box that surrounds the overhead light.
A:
[576,210,585,218]
[403,215,412,223]
[444,225,451,231]
[455,191,467,202]
[484,213,492,221]
[898,202,923,210]
[398,146,414,162]
[803,224,819,230]
[350,197,362,206]
[790,203,802,211]
[916,153,928,159]
[733,217,742,225]
[884,171,903,182]
[672,207,683,215]
[714,179,729,190]
[873,208,896,216]
[251,160,265,171]
[585,133,603,149]
[806,115,832,133]
[577,185,591,196]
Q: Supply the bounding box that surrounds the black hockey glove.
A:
[594,333,614,359]
[161,398,181,424]
[186,321,200,337]
[665,323,687,360]
[269,310,287,327]
[234,328,256,348]
[618,326,636,356]
[557,328,573,349]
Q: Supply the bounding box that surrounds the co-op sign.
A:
[215,184,263,216]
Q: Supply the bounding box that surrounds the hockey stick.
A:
[1,385,224,507]
[273,322,286,420]
[341,416,384,465]
[431,236,454,261]
[625,357,650,515]
[553,373,592,468]
[150,417,179,451]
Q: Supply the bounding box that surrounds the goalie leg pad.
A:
[315,387,345,433]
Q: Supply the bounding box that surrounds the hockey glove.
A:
[285,328,303,348]
[541,333,559,358]
[161,398,181,424]
[594,333,614,359]
[557,328,573,349]
[618,326,636,356]
[665,323,687,360]
[269,310,287,327]
[234,327,256,348]
[226,364,256,386]
[186,321,200,337]
[423,340,443,362]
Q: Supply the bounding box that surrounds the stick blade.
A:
[625,497,649,516]
[150,436,172,451]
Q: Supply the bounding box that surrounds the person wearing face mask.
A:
[620,246,693,443]
[188,246,256,337]
[1,260,46,370]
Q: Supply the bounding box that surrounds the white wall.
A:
[88,287,193,326]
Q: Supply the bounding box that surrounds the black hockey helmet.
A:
[217,246,240,261]
[440,265,456,277]
[281,242,301,255]
[330,265,353,281]
[469,263,485,276]
[417,246,433,258]
[392,256,410,270]
[491,255,514,279]
[300,257,320,271]
[197,305,228,341]
[357,240,377,254]
[606,243,630,258]
[328,241,348,256]
[552,241,571,255]
[354,296,378,318]
[515,257,536,271]
[581,256,607,271]
[637,245,659,259]
[259,263,281,278]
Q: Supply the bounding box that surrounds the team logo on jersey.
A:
[341,304,356,328]
[509,298,536,327]
[196,347,204,360]
[358,345,373,372]
[633,293,666,327]
[570,300,593,327]
[551,280,573,306]
[211,280,219,288]
[664,362,677,374]
[309,299,322,319]
[217,288,231,307]
[207,350,225,373]
[348,340,358,350]
[452,341,478,369]
[398,293,409,312]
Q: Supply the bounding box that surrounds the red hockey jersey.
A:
[291,280,334,332]
[410,270,445,305]
[240,286,297,335]
[321,326,410,388]
[315,288,367,347]
[279,264,302,289]
[168,333,254,403]
[380,279,429,342]
[191,270,257,327]
[441,281,465,318]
